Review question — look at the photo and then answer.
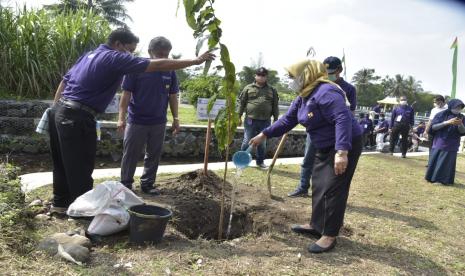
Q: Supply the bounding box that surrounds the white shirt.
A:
[429,105,448,120]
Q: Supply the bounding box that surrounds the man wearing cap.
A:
[288,56,356,197]
[324,56,357,113]
[238,67,279,169]
[48,28,214,214]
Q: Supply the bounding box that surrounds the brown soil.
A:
[149,170,309,240]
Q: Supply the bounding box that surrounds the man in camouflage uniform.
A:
[238,67,279,169]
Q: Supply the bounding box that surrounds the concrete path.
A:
[20,151,429,193]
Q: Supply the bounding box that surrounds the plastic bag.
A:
[67,181,143,217]
[67,181,144,236]
[36,108,51,135]
[87,205,130,236]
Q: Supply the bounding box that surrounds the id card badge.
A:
[396,115,402,122]
[364,124,368,129]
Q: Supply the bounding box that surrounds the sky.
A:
[6,0,465,100]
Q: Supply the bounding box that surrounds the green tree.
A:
[380,75,394,96]
[405,75,423,95]
[388,74,408,98]
[46,0,134,27]
[413,92,436,113]
[404,75,423,104]
[352,68,381,106]
[356,83,384,107]
[180,75,223,107]
[352,68,380,87]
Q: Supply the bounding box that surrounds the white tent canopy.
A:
[377,96,398,105]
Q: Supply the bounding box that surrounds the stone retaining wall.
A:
[0,100,307,159]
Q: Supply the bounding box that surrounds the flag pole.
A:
[451,37,458,98]
[342,48,347,80]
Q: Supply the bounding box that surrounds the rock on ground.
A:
[49,233,91,249]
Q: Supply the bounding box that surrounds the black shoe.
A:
[291,225,322,239]
[49,205,68,215]
[308,239,337,254]
[141,187,160,195]
[288,189,309,197]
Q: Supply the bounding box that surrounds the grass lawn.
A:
[4,154,465,275]
[168,105,208,126]
[169,105,305,129]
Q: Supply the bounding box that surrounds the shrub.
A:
[0,6,110,99]
[0,162,37,254]
[180,75,224,107]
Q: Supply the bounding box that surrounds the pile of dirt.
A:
[158,170,252,240]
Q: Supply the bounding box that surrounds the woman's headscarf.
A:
[429,98,465,137]
[284,60,349,107]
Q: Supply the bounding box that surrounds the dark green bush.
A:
[180,75,224,107]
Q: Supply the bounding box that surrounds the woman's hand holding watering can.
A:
[249,133,267,147]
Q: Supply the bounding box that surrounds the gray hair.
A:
[148,36,172,52]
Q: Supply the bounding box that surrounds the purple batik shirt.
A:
[335,78,357,111]
[390,105,415,127]
[262,83,362,151]
[122,71,179,125]
[61,44,150,113]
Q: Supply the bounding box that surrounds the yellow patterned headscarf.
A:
[285,59,337,98]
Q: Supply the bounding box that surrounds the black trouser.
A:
[49,102,96,207]
[369,132,375,147]
[310,136,362,236]
[389,123,410,155]
[362,132,370,148]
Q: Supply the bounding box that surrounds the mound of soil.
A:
[158,170,252,240]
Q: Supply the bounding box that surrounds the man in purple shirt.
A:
[250,60,362,253]
[324,56,357,113]
[388,95,415,158]
[359,113,374,149]
[48,28,214,214]
[118,36,180,195]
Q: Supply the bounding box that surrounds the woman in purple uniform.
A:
[249,60,362,253]
[426,99,465,185]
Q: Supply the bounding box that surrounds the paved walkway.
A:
[20,151,429,193]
